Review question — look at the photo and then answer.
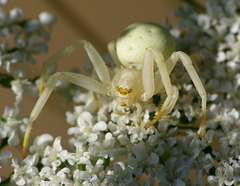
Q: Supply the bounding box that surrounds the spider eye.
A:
[116,86,132,95]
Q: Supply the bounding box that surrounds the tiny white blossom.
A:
[0,150,12,165]
[38,12,57,26]
[39,167,72,185]
[29,134,53,157]
[0,150,12,182]
[0,0,7,5]
[42,137,64,170]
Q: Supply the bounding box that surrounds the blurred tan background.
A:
[0,0,183,178]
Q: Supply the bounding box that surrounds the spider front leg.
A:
[142,48,179,129]
[23,72,107,158]
[144,49,206,140]
[24,40,111,157]
[169,51,207,140]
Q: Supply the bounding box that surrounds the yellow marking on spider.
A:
[144,108,164,129]
[39,75,45,95]
[137,120,141,126]
[93,92,99,110]
[198,109,206,140]
[116,86,132,95]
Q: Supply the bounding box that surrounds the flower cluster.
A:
[0,4,57,72]
[171,0,240,184]
[1,0,240,185]
[0,1,56,183]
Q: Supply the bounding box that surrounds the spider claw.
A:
[198,122,205,140]
[198,109,206,140]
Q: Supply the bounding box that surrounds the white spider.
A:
[23,22,206,157]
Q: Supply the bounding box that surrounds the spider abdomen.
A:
[116,22,175,69]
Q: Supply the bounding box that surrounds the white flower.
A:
[0,150,12,165]
[11,154,40,185]
[0,0,7,5]
[39,167,72,185]
[68,111,98,143]
[0,77,38,147]
[128,124,153,144]
[197,14,211,31]
[0,106,27,146]
[8,8,22,22]
[107,162,134,185]
[66,106,84,125]
[38,12,57,26]
[41,137,67,171]
[92,121,107,131]
[0,150,12,183]
[29,134,54,157]
[73,159,106,185]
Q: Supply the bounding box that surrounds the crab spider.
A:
[23,22,206,157]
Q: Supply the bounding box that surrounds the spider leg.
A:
[113,102,126,115]
[39,40,111,94]
[143,48,177,129]
[107,41,122,69]
[169,51,206,140]
[23,72,107,158]
[91,68,101,110]
[90,65,114,110]
[143,50,206,139]
[161,85,179,116]
[140,48,155,102]
[153,55,176,94]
